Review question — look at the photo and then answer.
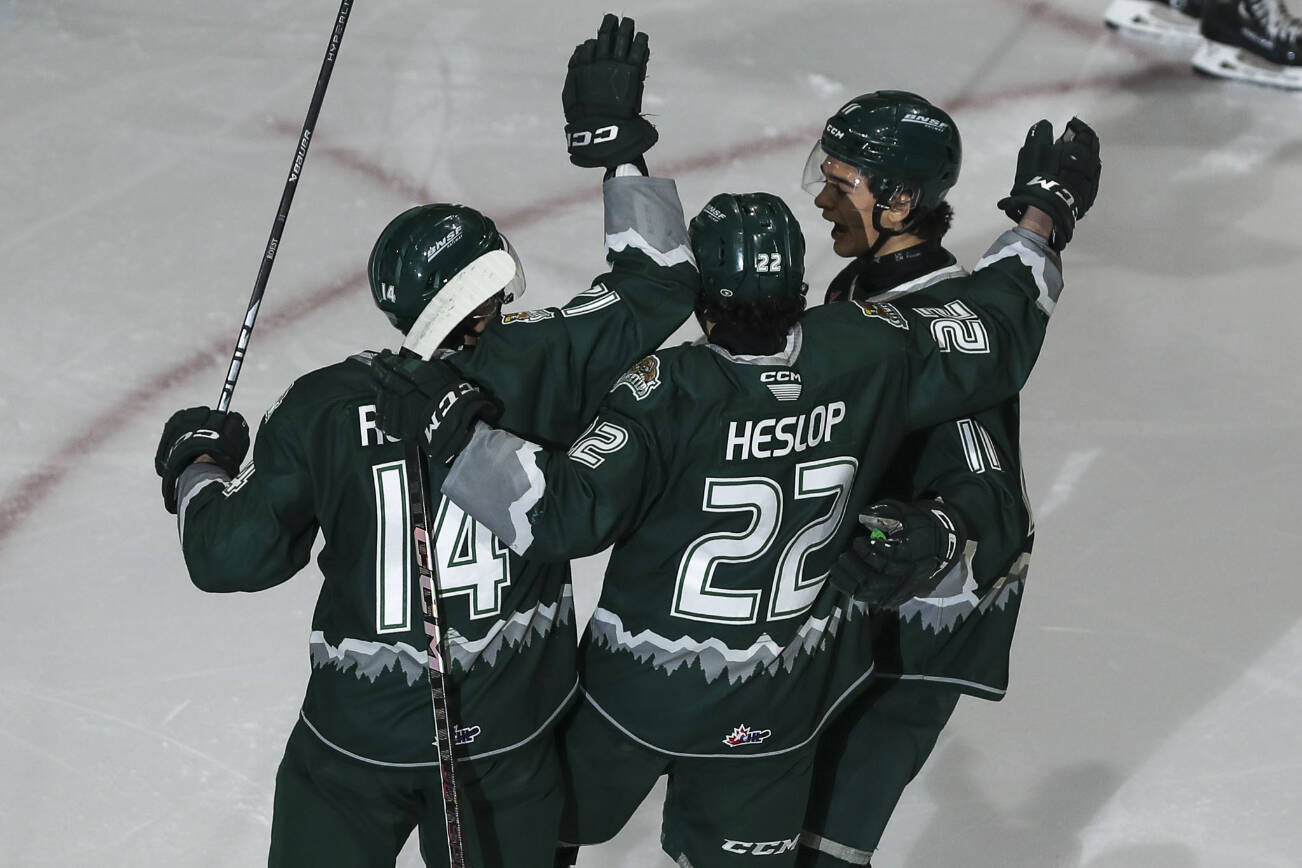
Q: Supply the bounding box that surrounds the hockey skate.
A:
[1104,0,1204,44]
[1192,0,1302,88]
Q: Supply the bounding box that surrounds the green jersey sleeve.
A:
[892,227,1062,430]
[177,382,319,592]
[448,175,697,447]
[441,371,659,560]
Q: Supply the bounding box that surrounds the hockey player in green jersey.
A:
[371,114,1096,865]
[795,93,1101,868]
[152,16,689,867]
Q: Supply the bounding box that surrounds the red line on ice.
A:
[0,55,1185,547]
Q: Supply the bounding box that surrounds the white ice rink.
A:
[3,1,1300,865]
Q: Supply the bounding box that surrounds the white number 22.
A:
[672,457,857,624]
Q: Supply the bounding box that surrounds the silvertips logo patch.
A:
[852,300,909,330]
[613,355,662,401]
[500,309,555,325]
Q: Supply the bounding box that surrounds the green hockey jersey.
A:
[174,176,697,765]
[845,250,1035,699]
[443,226,1060,757]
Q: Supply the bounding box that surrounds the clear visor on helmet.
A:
[498,236,526,305]
[801,143,923,216]
[801,143,874,209]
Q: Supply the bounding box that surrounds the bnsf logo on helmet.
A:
[901,111,948,132]
[568,125,618,147]
[721,838,798,856]
[702,204,727,222]
[423,224,464,262]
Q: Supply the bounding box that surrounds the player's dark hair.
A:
[698,294,807,355]
[908,201,954,241]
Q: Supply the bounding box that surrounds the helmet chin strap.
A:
[867,206,900,259]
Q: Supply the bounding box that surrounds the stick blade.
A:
[401,250,518,360]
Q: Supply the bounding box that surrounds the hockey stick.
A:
[397,249,519,868]
[216,0,353,412]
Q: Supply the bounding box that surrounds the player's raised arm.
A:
[420,13,696,448]
[895,117,1101,430]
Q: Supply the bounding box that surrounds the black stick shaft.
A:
[406,441,470,867]
[217,0,354,411]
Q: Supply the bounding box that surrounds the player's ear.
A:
[880,191,914,232]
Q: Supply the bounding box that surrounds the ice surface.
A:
[2,1,1300,866]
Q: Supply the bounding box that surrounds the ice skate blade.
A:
[1191,39,1302,90]
[1104,0,1202,45]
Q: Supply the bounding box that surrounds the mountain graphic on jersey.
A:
[896,552,1028,635]
[586,597,870,686]
[310,632,429,685]
[310,587,573,682]
[447,588,574,670]
[874,555,1029,697]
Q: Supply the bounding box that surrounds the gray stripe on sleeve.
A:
[603,176,695,268]
[176,463,229,540]
[974,226,1063,316]
[441,422,545,554]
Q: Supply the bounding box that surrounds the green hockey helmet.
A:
[368,203,525,333]
[689,192,807,304]
[802,90,961,216]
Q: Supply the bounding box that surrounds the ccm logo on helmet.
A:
[568,125,618,147]
[721,838,798,856]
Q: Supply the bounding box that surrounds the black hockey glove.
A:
[997,117,1101,251]
[370,350,502,465]
[154,406,249,514]
[828,499,966,609]
[562,13,658,170]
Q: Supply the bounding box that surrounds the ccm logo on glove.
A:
[426,383,482,441]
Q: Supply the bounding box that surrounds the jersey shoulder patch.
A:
[612,355,662,401]
[851,299,910,330]
[500,308,556,325]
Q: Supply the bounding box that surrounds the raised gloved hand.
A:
[828,498,966,609]
[154,406,249,514]
[997,117,1101,251]
[370,350,502,464]
[562,13,658,171]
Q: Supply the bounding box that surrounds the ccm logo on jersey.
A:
[725,401,845,461]
[721,838,798,856]
[760,370,802,402]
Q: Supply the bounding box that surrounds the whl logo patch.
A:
[722,724,772,747]
[454,724,481,746]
